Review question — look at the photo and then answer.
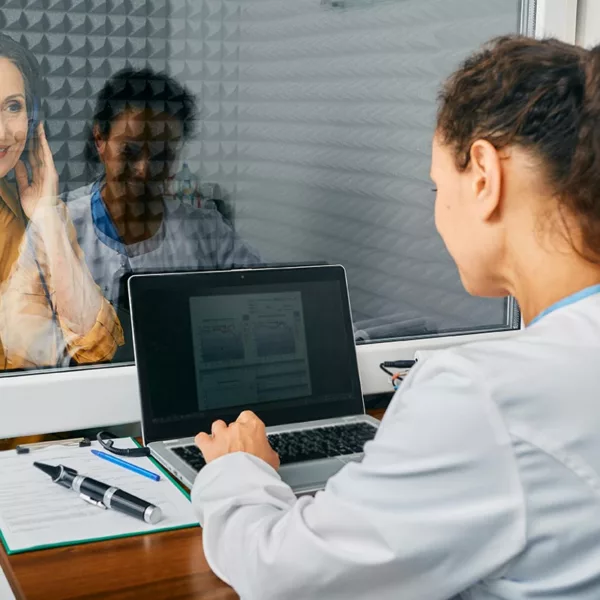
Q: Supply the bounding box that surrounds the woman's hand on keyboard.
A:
[195,411,280,471]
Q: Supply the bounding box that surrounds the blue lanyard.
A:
[90,180,126,254]
[530,284,600,325]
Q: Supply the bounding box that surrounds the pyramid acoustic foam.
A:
[1,0,174,191]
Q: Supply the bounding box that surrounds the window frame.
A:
[0,0,578,439]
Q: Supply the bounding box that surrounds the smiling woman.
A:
[0,34,124,388]
[0,89,27,175]
[0,61,28,180]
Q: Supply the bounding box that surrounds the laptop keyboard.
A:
[172,445,207,472]
[268,422,377,464]
[172,422,377,472]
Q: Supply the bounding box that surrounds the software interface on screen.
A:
[190,292,312,411]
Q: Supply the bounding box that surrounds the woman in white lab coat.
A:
[191,36,600,600]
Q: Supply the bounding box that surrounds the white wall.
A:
[0,567,15,600]
[576,0,600,46]
[537,0,578,42]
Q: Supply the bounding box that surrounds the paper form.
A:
[0,439,198,554]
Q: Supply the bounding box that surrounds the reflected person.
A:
[0,33,123,371]
[65,67,261,323]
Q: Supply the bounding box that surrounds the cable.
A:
[379,360,416,377]
[379,360,417,390]
[381,360,417,369]
[379,363,395,377]
[97,431,151,457]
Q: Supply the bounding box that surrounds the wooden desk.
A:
[0,408,386,600]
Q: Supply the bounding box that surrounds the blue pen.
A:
[91,449,161,482]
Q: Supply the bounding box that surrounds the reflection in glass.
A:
[0,32,123,372]
[0,0,530,374]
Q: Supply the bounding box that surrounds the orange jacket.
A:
[0,179,123,371]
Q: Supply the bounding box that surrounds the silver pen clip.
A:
[80,494,107,510]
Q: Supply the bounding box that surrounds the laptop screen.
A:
[129,266,364,443]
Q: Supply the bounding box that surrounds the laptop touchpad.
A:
[280,459,344,491]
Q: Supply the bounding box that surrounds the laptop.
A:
[128,265,379,494]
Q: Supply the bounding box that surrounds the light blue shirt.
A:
[89,179,123,253]
[192,292,600,599]
[530,283,600,325]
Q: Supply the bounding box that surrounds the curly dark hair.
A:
[84,66,197,167]
[437,35,600,263]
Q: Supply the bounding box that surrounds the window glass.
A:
[0,0,530,374]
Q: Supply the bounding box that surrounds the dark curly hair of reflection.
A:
[84,66,197,168]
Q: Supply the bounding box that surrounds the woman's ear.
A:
[469,139,502,221]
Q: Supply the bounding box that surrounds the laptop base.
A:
[150,414,379,493]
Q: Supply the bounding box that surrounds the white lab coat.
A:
[192,295,600,600]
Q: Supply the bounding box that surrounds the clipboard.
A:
[0,438,198,554]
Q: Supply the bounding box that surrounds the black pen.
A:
[33,462,162,524]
